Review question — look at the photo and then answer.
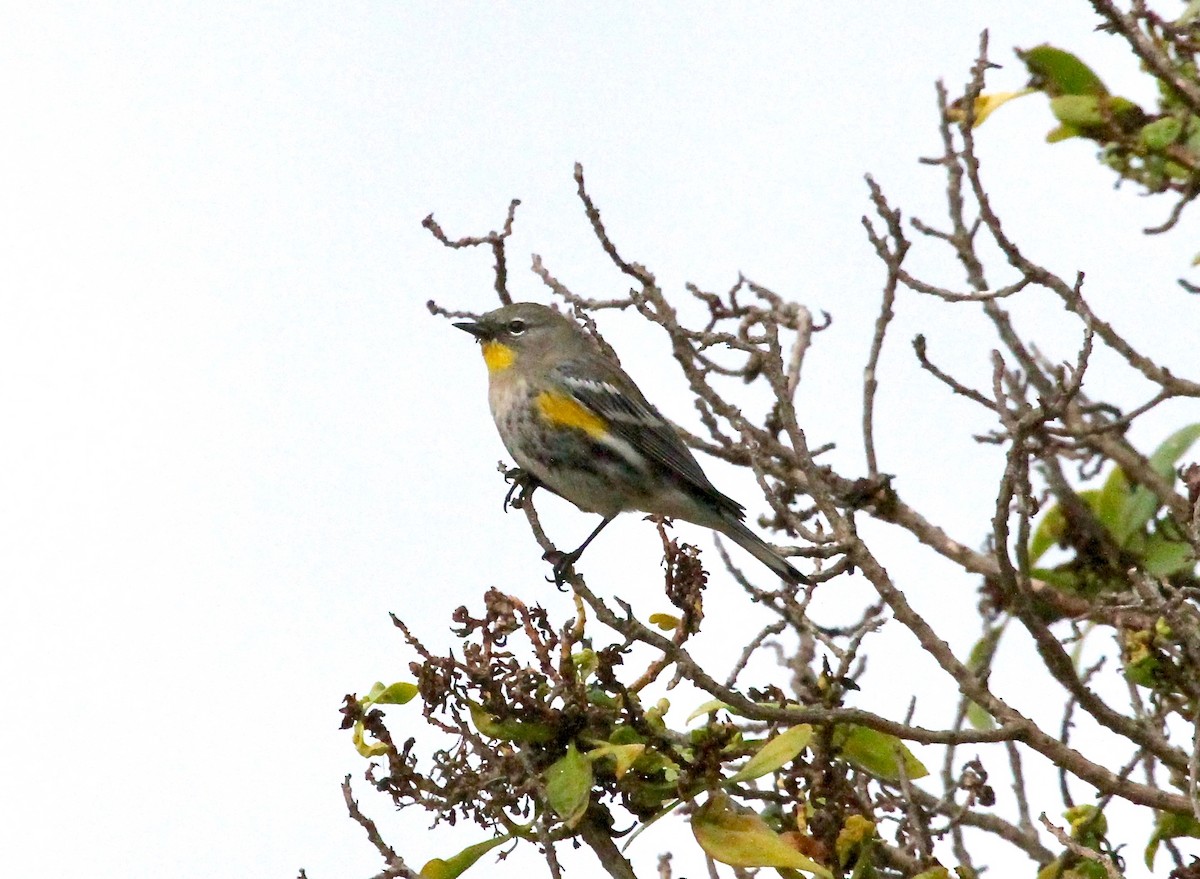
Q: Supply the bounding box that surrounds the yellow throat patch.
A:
[535,391,607,439]
[481,340,516,373]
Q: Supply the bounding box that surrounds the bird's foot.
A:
[542,548,581,590]
[502,467,540,512]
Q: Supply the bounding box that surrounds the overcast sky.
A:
[2,4,1197,878]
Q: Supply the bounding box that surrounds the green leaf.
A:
[420,826,529,879]
[1019,45,1109,96]
[966,639,997,729]
[1050,95,1107,127]
[1095,468,1131,531]
[1141,532,1194,576]
[363,681,419,706]
[608,724,646,745]
[645,698,671,729]
[1046,123,1083,143]
[726,724,813,784]
[1029,504,1066,564]
[964,623,1006,730]
[467,701,555,744]
[1048,95,1143,132]
[571,649,598,681]
[687,699,737,722]
[1030,566,1082,591]
[586,687,618,709]
[965,702,996,731]
[1187,116,1200,154]
[1145,812,1200,868]
[1030,483,1126,565]
[1149,422,1200,476]
[834,725,928,781]
[692,793,832,876]
[1117,423,1200,542]
[1140,116,1184,150]
[545,743,593,828]
[687,698,791,723]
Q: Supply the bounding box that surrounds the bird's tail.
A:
[718,516,808,585]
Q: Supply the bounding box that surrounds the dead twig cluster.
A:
[344,24,1200,879]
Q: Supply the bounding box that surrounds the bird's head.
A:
[454,302,581,374]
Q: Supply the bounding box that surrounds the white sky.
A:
[2,3,1197,877]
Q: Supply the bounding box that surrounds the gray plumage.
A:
[456,303,807,585]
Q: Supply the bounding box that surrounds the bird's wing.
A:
[552,357,744,518]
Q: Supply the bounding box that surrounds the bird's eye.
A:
[507,319,527,336]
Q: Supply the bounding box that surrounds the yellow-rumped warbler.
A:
[455,302,807,585]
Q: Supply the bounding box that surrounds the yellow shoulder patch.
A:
[535,391,607,439]
[481,340,516,373]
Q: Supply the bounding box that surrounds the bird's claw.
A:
[503,467,540,512]
[542,549,579,590]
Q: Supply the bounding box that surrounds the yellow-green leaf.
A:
[692,793,832,877]
[645,698,670,728]
[584,742,645,779]
[546,743,592,828]
[1046,123,1082,143]
[572,649,598,681]
[835,815,876,866]
[726,724,812,784]
[965,702,996,731]
[964,625,1005,730]
[420,826,529,879]
[1048,95,1142,130]
[363,681,419,706]
[687,699,735,723]
[351,721,390,758]
[466,701,555,744]
[586,687,619,709]
[1030,504,1067,564]
[1096,468,1131,532]
[648,612,680,631]
[1032,482,1127,562]
[1050,95,1106,127]
[834,725,928,781]
[1145,812,1200,868]
[1141,116,1184,151]
[686,697,790,723]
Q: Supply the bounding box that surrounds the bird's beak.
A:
[454,319,491,340]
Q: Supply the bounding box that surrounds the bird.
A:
[454,302,807,585]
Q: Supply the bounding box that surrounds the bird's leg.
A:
[503,467,541,512]
[545,514,616,588]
